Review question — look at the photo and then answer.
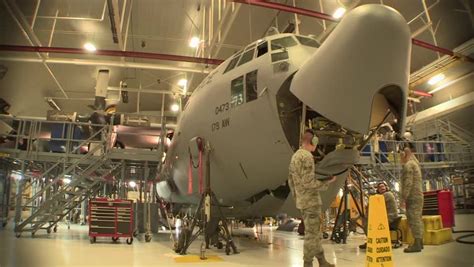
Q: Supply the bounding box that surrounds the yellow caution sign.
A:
[366,195,394,267]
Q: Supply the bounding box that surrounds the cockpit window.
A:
[237,49,255,67]
[296,36,320,48]
[271,36,297,50]
[231,76,244,107]
[245,70,258,102]
[271,51,289,62]
[224,53,241,73]
[257,41,268,57]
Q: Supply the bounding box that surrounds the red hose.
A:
[188,154,193,195]
[198,150,203,194]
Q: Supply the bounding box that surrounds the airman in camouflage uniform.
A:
[400,145,424,253]
[288,129,336,267]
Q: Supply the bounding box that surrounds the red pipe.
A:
[231,0,338,22]
[0,45,225,65]
[411,39,453,57]
[412,90,433,97]
[231,0,474,61]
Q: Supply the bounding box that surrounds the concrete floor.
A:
[1,214,473,267]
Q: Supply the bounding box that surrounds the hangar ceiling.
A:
[0,0,473,132]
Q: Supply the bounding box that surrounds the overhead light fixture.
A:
[332,7,346,19]
[171,103,180,112]
[178,79,188,93]
[427,73,445,85]
[128,181,136,188]
[189,37,201,48]
[83,42,97,52]
[46,97,61,111]
[178,78,187,88]
[428,72,474,94]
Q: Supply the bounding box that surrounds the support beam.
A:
[2,0,69,98]
[230,0,337,22]
[0,45,225,65]
[0,57,211,74]
[30,0,107,21]
[407,91,474,125]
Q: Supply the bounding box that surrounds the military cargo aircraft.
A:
[156,4,411,218]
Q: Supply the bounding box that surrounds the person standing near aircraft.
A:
[400,144,424,253]
[288,129,336,267]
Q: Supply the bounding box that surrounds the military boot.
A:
[404,238,423,253]
[304,261,313,267]
[316,253,336,267]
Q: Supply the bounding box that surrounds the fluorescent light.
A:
[428,72,474,94]
[171,103,180,112]
[46,97,61,111]
[177,78,188,93]
[333,7,346,19]
[189,37,200,48]
[128,181,136,188]
[63,178,71,184]
[83,42,97,52]
[178,78,187,87]
[427,73,445,85]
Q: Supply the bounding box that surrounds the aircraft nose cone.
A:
[290,4,411,134]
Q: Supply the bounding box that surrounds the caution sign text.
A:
[365,195,394,267]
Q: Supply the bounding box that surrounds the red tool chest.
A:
[423,190,455,227]
[89,198,134,244]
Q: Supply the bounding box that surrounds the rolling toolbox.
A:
[89,198,134,244]
[422,190,455,227]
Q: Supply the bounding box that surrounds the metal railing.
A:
[0,118,112,157]
[0,115,172,156]
[360,138,474,167]
[435,119,474,144]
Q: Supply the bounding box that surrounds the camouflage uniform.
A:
[401,157,424,239]
[288,148,329,262]
[363,191,398,234]
[383,191,399,224]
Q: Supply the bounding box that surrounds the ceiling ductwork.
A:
[95,69,110,110]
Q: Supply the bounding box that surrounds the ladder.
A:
[14,152,116,237]
[434,120,473,162]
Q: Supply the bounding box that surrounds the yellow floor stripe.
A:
[174,255,224,263]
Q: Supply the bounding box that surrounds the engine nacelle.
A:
[290,4,411,135]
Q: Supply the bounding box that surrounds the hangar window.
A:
[296,36,320,48]
[224,53,242,73]
[256,41,268,57]
[237,48,255,67]
[230,76,244,107]
[271,36,297,50]
[245,70,258,102]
